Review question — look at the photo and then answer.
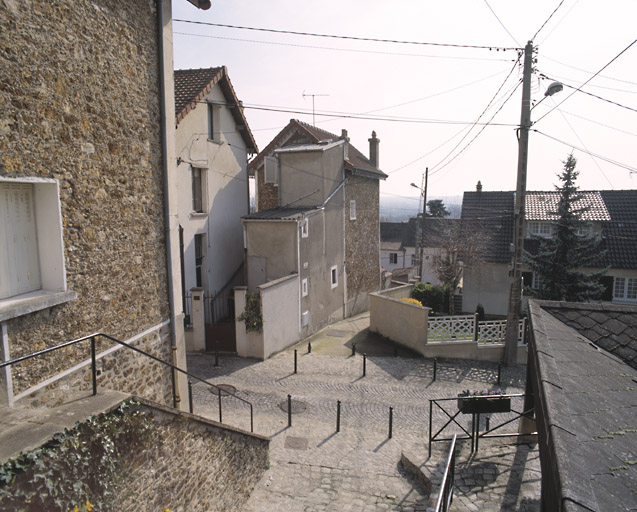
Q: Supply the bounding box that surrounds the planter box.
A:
[457,396,511,414]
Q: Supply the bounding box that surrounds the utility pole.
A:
[419,168,428,281]
[503,41,534,366]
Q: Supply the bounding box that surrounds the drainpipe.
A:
[157,0,186,410]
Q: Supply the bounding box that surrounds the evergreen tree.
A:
[525,154,606,301]
[427,199,450,218]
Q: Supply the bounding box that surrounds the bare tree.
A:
[432,222,487,315]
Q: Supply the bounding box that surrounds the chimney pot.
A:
[476,180,483,192]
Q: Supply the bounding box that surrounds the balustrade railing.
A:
[427,315,526,344]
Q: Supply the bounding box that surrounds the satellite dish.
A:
[544,81,563,97]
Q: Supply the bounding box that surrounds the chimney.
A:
[368,130,380,169]
[340,129,350,160]
[476,180,483,192]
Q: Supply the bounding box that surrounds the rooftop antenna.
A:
[302,91,329,126]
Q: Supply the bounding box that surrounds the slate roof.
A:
[525,191,610,221]
[380,218,459,250]
[541,301,637,369]
[460,189,637,268]
[174,67,257,153]
[460,191,515,263]
[527,300,637,510]
[248,119,387,179]
[242,207,315,221]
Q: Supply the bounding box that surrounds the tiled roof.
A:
[248,119,386,179]
[525,191,610,221]
[380,222,411,246]
[174,67,257,153]
[599,190,637,269]
[460,191,515,263]
[242,207,315,220]
[381,218,459,250]
[380,241,403,251]
[527,300,637,510]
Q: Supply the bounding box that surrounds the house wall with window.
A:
[175,76,253,300]
[0,0,185,407]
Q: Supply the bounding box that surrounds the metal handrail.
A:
[434,434,457,512]
[0,332,254,432]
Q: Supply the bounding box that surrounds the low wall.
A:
[236,274,301,360]
[369,286,430,356]
[0,397,270,511]
[422,342,527,364]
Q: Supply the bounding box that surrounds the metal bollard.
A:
[287,394,292,427]
[188,380,193,414]
[294,349,298,374]
[389,406,393,439]
[486,417,490,432]
[363,353,367,377]
[218,388,222,423]
[497,363,502,384]
[308,341,312,354]
[336,400,341,432]
[433,358,438,382]
[352,342,356,356]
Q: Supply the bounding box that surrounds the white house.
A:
[174,67,257,334]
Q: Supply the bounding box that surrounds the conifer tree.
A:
[525,154,606,301]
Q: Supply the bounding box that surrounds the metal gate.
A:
[204,294,236,352]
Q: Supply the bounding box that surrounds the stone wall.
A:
[0,397,270,511]
[0,1,172,395]
[23,324,174,409]
[120,401,269,511]
[345,173,381,315]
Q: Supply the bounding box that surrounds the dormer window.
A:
[527,221,553,237]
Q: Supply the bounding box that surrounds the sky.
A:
[172,0,637,207]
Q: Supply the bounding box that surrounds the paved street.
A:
[187,313,541,511]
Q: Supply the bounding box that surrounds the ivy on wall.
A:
[0,399,155,511]
[237,292,263,332]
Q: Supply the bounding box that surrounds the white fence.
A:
[427,314,526,344]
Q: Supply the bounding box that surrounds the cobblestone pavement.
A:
[187,316,540,512]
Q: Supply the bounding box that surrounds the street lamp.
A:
[503,41,563,365]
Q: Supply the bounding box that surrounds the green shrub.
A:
[411,283,446,313]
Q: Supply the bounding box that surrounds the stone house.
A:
[380,217,458,286]
[174,67,257,346]
[0,0,208,410]
[460,184,637,316]
[241,125,386,343]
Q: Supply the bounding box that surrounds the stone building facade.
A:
[0,0,188,408]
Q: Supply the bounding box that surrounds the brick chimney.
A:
[476,180,483,192]
[368,131,380,169]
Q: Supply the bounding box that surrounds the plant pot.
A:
[457,396,511,414]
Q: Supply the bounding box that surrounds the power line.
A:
[174,31,514,62]
[538,74,637,114]
[537,0,581,45]
[173,19,522,51]
[542,55,637,86]
[535,38,637,125]
[483,0,520,47]
[532,129,637,173]
[552,109,637,136]
[532,0,567,41]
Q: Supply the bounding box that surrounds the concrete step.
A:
[0,390,130,462]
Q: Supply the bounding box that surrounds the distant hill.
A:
[380,195,462,222]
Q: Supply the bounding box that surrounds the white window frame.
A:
[301,218,309,238]
[330,265,338,289]
[0,178,75,321]
[575,225,590,237]
[389,253,398,265]
[191,166,206,214]
[349,200,356,220]
[302,278,309,297]
[532,273,544,290]
[613,276,637,302]
[528,221,553,237]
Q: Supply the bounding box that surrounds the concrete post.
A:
[1,323,14,407]
[235,287,248,357]
[190,288,206,352]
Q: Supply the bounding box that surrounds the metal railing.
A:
[0,332,254,432]
[434,434,457,512]
[428,393,535,456]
